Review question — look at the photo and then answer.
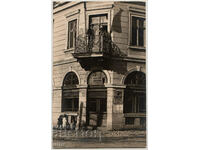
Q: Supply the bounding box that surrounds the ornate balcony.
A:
[72,31,123,59]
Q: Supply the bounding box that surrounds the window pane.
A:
[74,99,79,111]
[139,19,144,46]
[62,99,72,111]
[132,17,137,46]
[138,95,146,112]
[68,19,77,49]
[124,92,135,113]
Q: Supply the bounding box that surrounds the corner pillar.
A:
[77,85,87,129]
[106,87,114,130]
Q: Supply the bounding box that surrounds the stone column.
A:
[106,87,114,130]
[77,85,87,129]
[106,85,126,130]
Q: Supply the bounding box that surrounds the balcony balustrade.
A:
[73,30,123,59]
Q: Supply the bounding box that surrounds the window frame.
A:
[129,12,146,49]
[86,9,111,34]
[67,19,77,50]
[65,11,80,52]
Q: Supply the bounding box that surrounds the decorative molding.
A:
[105,84,126,89]
[129,6,145,14]
[53,2,82,14]
[77,84,88,89]
[86,4,114,11]
[65,9,80,18]
[53,86,62,90]
[53,59,77,66]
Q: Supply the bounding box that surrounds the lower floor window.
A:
[87,98,107,113]
[125,117,134,124]
[124,92,146,113]
[62,98,78,112]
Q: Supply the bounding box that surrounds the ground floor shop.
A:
[53,64,146,130]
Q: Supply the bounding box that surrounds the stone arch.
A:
[61,70,81,87]
[86,70,111,85]
[121,67,146,85]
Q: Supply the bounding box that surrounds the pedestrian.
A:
[57,115,63,129]
[62,115,67,129]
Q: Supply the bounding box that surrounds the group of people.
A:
[57,114,77,130]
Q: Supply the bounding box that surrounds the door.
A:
[86,98,107,128]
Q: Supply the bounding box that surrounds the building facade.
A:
[53,1,146,130]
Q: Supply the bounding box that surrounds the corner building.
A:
[53,1,146,130]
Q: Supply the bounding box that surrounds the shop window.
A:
[130,16,145,47]
[67,19,77,49]
[62,98,78,112]
[124,71,146,113]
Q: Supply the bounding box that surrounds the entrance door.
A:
[86,98,107,128]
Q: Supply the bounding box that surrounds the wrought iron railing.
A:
[74,30,124,57]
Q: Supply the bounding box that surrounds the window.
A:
[124,71,146,113]
[124,71,146,86]
[62,98,78,112]
[63,72,79,87]
[67,19,77,49]
[88,14,108,52]
[130,16,145,47]
[62,72,79,112]
[124,94,146,113]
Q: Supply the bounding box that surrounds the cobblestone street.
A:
[52,129,146,148]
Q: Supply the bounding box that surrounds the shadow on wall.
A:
[111,8,123,33]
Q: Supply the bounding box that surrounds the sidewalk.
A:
[52,129,146,148]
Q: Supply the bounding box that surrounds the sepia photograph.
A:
[2,0,200,150]
[52,0,146,148]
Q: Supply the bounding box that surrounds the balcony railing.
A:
[73,31,124,58]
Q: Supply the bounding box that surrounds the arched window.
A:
[124,71,146,86]
[63,72,79,87]
[62,72,79,112]
[124,71,146,114]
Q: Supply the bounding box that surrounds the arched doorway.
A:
[62,72,79,112]
[124,71,146,128]
[86,71,107,129]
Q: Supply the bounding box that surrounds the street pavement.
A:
[52,129,146,148]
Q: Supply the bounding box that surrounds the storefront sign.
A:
[113,90,123,104]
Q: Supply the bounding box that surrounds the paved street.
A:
[52,129,146,148]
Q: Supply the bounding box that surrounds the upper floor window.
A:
[67,19,77,49]
[88,14,108,52]
[130,16,145,47]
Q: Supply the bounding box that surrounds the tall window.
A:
[124,71,146,113]
[131,16,145,47]
[62,72,79,112]
[88,14,108,52]
[68,19,77,49]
